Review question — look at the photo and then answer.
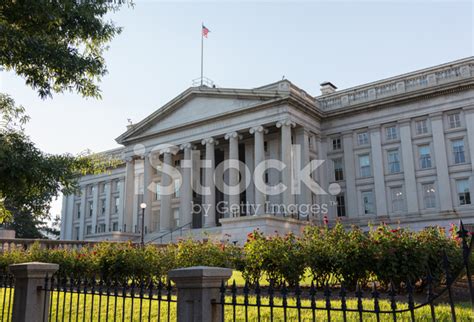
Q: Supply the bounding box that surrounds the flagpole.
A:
[200,23,204,86]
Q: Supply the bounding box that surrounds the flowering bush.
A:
[0,223,467,289]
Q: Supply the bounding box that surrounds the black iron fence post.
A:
[9,262,59,322]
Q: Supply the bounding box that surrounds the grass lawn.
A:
[0,288,472,321]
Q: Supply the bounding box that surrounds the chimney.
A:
[320,81,337,95]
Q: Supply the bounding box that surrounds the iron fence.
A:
[0,274,14,322]
[218,222,474,322]
[42,276,176,322]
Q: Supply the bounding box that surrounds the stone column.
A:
[92,184,99,233]
[79,187,87,239]
[431,112,453,212]
[250,126,267,215]
[202,138,217,227]
[66,195,74,239]
[123,158,135,232]
[160,148,177,231]
[168,266,233,322]
[104,181,111,232]
[295,127,311,217]
[60,195,68,240]
[464,107,474,194]
[117,178,125,232]
[276,119,296,215]
[244,142,255,213]
[369,126,387,216]
[225,132,241,217]
[342,132,357,217]
[143,153,154,233]
[315,135,328,216]
[180,144,194,226]
[399,119,419,214]
[9,262,59,322]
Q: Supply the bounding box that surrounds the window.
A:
[156,183,161,201]
[362,191,375,215]
[452,139,466,164]
[98,223,106,233]
[415,119,428,135]
[391,187,405,212]
[99,183,105,194]
[86,225,92,235]
[76,204,81,218]
[100,199,106,215]
[114,197,120,213]
[387,150,401,174]
[114,180,122,192]
[359,154,371,177]
[357,132,369,145]
[174,178,181,198]
[88,201,93,217]
[448,113,461,129]
[457,179,471,205]
[333,158,344,181]
[385,126,398,140]
[336,194,346,217]
[112,222,119,232]
[422,183,436,209]
[332,137,341,150]
[74,227,79,240]
[264,141,268,152]
[419,145,432,169]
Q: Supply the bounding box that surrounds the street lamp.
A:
[140,203,147,247]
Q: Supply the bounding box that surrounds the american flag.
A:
[202,24,210,38]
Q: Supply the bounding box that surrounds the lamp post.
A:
[140,203,147,247]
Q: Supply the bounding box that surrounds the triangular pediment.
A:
[117,86,285,144]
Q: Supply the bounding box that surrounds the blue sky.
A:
[1,1,473,215]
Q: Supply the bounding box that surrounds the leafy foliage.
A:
[0,0,128,98]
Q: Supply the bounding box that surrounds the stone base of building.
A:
[84,232,140,242]
[219,214,310,245]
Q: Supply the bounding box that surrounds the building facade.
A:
[61,57,474,243]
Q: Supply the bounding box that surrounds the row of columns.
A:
[123,118,312,231]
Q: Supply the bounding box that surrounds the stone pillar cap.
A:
[168,266,232,288]
[9,262,59,278]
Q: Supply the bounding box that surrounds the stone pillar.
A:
[180,144,194,226]
[9,262,59,322]
[60,195,68,240]
[202,138,217,227]
[315,135,328,216]
[104,181,112,232]
[143,154,154,233]
[431,112,453,212]
[79,187,86,239]
[464,107,474,194]
[224,132,241,217]
[159,149,176,231]
[244,142,255,213]
[123,159,135,232]
[117,178,125,232]
[369,126,387,216]
[342,132,357,217]
[276,119,296,215]
[92,184,99,233]
[250,126,267,215]
[66,195,74,239]
[399,119,419,214]
[295,127,311,217]
[168,266,233,322]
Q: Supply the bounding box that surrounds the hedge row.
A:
[0,223,467,289]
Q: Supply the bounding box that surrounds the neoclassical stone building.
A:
[61,57,474,243]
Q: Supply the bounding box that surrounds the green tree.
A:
[0,0,128,98]
[0,0,128,236]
